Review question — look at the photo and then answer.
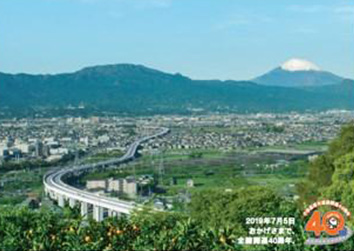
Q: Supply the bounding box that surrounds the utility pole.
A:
[158,150,165,185]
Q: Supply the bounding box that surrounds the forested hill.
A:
[1,64,353,117]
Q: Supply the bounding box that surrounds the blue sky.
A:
[1,0,353,80]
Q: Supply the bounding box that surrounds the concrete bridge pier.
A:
[69,198,77,208]
[48,190,55,199]
[81,202,89,219]
[44,187,49,196]
[58,194,65,207]
[93,205,104,222]
[108,209,120,218]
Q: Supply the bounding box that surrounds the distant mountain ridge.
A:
[0,63,353,118]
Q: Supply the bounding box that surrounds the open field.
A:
[79,147,310,200]
[0,166,51,205]
[82,149,124,164]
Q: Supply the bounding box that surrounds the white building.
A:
[122,177,137,197]
[49,148,69,155]
[86,180,107,190]
[107,178,120,192]
[16,143,30,154]
[87,177,137,197]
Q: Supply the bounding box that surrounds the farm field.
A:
[79,148,310,201]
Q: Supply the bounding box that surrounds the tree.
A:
[323,152,354,220]
[297,124,354,206]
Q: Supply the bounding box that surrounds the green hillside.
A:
[1,64,353,117]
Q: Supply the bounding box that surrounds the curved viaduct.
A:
[43,127,170,221]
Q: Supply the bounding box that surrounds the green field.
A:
[0,167,51,205]
[0,155,78,206]
[83,149,124,164]
[79,148,309,201]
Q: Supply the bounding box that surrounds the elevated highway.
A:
[43,127,170,221]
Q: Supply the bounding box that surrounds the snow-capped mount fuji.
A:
[253,58,343,87]
[280,58,321,72]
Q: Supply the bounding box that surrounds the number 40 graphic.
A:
[305,211,345,237]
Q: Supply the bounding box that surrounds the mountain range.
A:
[0,60,353,117]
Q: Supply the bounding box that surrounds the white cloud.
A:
[335,6,354,14]
[70,0,172,8]
[288,4,354,16]
[287,3,354,23]
[287,5,327,14]
[334,5,354,22]
[107,10,124,19]
[132,0,172,9]
[214,14,273,31]
[214,16,250,30]
[293,27,317,35]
